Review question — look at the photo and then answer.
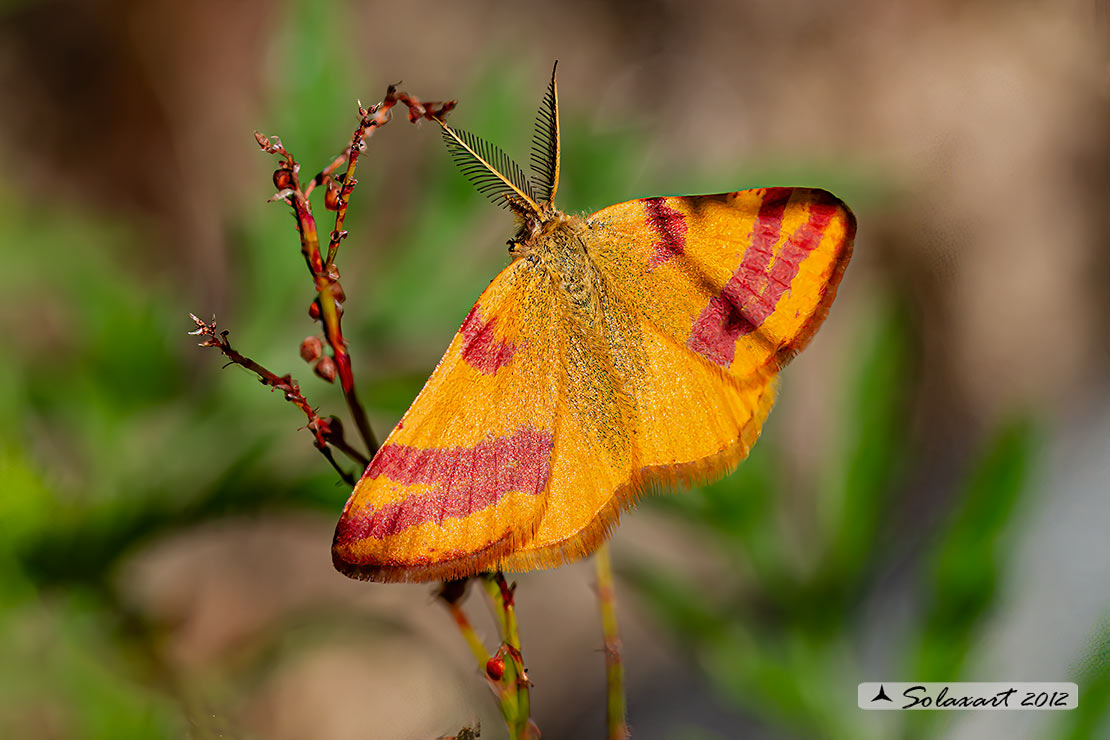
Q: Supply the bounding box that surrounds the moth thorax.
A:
[521,212,584,257]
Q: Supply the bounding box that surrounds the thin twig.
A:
[323,87,456,268]
[595,543,629,739]
[439,580,491,667]
[321,416,370,469]
[188,314,358,485]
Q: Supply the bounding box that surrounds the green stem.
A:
[444,600,490,668]
[481,573,536,739]
[595,543,629,739]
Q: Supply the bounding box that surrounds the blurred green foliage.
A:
[0,3,415,734]
[626,305,1109,740]
[1057,623,1110,740]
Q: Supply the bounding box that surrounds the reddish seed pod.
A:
[324,182,341,211]
[273,168,294,190]
[300,336,323,363]
[308,300,321,320]
[485,656,505,681]
[314,356,337,383]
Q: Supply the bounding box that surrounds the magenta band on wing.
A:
[759,201,836,319]
[686,189,838,368]
[334,426,554,542]
[460,305,516,374]
[642,197,688,268]
[687,188,792,366]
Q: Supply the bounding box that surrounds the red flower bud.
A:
[485,656,505,681]
[300,336,323,363]
[273,168,294,190]
[324,183,342,211]
[308,300,321,320]
[314,356,337,383]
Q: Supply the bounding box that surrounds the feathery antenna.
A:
[530,61,561,205]
[439,121,541,214]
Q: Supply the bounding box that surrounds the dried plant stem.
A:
[188,314,360,484]
[291,179,378,457]
[321,425,370,469]
[595,543,629,739]
[315,91,457,455]
[254,87,455,460]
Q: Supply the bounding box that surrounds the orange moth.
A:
[333,64,855,582]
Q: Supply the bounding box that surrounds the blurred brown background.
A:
[0,1,1107,739]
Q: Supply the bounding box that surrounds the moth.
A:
[333,64,855,582]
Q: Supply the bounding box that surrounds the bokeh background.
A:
[1,1,1107,738]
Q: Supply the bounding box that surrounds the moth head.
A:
[438,62,562,231]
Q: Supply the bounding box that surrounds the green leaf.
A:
[909,416,1038,682]
[810,305,910,610]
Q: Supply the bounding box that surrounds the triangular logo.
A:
[872,685,893,702]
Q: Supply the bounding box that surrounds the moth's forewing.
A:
[332,261,561,583]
